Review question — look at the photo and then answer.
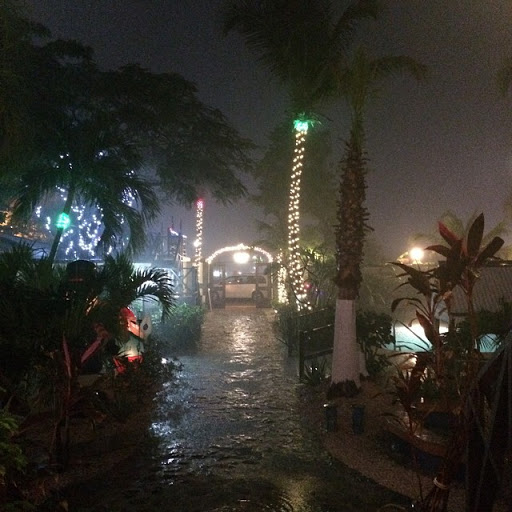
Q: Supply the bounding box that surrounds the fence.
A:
[298,322,334,381]
[282,307,334,355]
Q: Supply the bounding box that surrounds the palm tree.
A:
[9,116,160,265]
[330,47,427,393]
[3,45,160,265]
[223,0,381,304]
[253,120,337,254]
[390,214,504,512]
[3,32,255,265]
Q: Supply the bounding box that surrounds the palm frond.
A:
[99,254,175,317]
[330,0,381,51]
[223,0,372,111]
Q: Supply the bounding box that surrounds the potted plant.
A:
[390,213,505,511]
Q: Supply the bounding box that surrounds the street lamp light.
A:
[409,247,424,264]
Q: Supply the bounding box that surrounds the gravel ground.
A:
[299,379,468,512]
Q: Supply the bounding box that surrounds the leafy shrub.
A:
[91,342,182,421]
[356,311,394,378]
[302,357,330,386]
[455,299,512,351]
[273,304,300,352]
[156,304,205,351]
[0,403,27,503]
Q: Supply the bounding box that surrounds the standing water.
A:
[70,307,408,511]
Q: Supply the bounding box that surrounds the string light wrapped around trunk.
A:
[287,119,308,303]
[194,198,204,267]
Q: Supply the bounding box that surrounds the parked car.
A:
[210,274,268,305]
[224,274,267,301]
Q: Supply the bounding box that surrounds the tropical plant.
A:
[302,357,329,386]
[359,262,397,315]
[301,246,337,308]
[1,36,159,264]
[0,399,27,505]
[408,210,509,261]
[356,311,393,378]
[457,300,512,350]
[386,352,431,502]
[50,256,175,466]
[99,346,181,419]
[390,213,505,511]
[330,46,427,394]
[0,247,175,468]
[273,303,300,353]
[223,0,381,303]
[274,303,335,355]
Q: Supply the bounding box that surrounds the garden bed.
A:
[4,381,157,510]
[384,414,465,478]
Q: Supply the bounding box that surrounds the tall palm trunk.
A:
[335,127,367,299]
[287,121,308,303]
[331,126,370,392]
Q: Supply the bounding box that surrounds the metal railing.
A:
[284,307,334,355]
[298,322,334,380]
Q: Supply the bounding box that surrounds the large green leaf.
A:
[392,262,432,296]
[438,221,460,247]
[475,237,505,266]
[465,212,485,259]
[416,311,434,343]
[425,244,452,258]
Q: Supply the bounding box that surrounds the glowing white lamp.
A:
[233,251,250,264]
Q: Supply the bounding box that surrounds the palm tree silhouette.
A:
[223,0,381,304]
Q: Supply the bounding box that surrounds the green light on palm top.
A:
[293,119,309,132]
[56,212,71,230]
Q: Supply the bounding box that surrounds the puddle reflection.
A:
[79,309,409,512]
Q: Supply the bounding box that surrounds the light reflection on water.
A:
[147,309,321,509]
[113,308,409,512]
[392,324,499,352]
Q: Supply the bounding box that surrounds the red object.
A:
[115,308,144,373]
[114,355,143,374]
[120,307,139,335]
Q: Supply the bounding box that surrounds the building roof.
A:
[450,264,512,316]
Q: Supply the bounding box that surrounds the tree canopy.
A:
[0,4,255,259]
[223,0,381,115]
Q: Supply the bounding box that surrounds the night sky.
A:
[24,0,512,259]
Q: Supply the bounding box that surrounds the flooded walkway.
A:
[72,307,407,511]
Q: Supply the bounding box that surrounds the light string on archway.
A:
[205,243,273,265]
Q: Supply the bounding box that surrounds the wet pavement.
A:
[70,307,408,511]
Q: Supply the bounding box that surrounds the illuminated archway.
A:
[206,243,273,264]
